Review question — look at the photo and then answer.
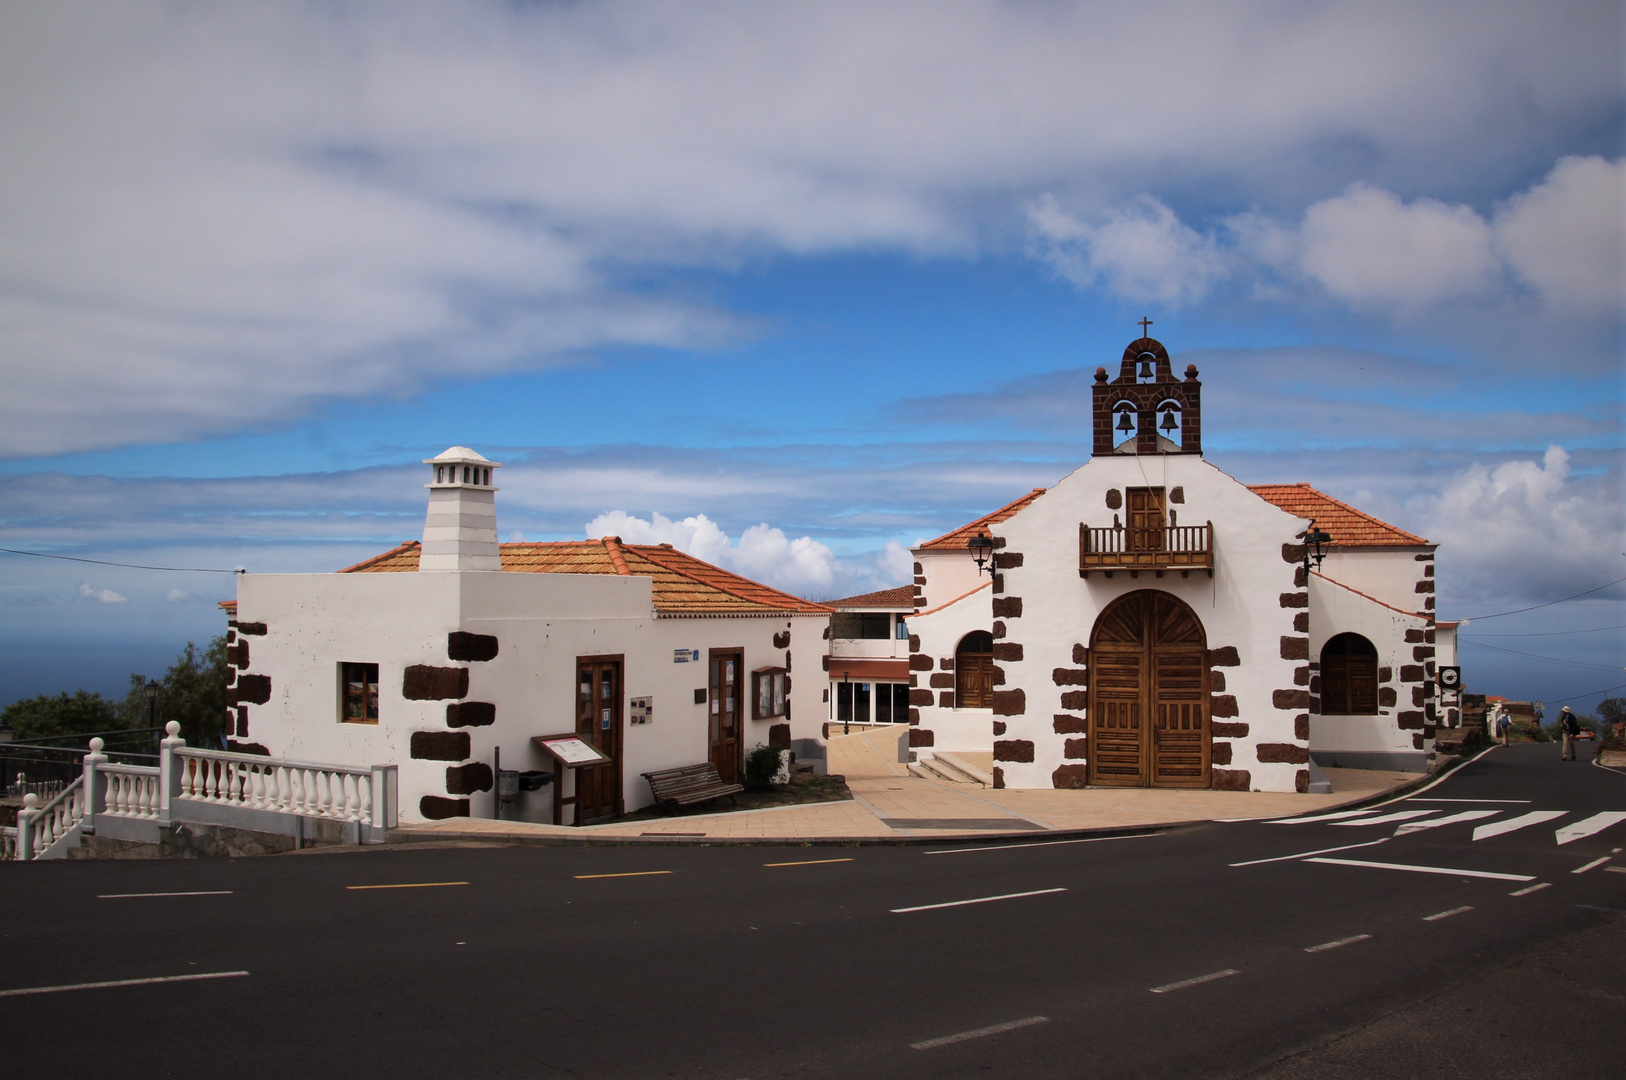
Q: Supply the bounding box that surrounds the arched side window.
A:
[1321,632,1378,715]
[955,631,995,708]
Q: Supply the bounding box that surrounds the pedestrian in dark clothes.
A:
[1559,706,1581,760]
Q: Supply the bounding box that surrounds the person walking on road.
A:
[1559,705,1581,760]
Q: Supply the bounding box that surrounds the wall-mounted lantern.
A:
[968,532,995,576]
[1303,521,1332,573]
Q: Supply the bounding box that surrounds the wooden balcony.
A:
[1079,522,1213,578]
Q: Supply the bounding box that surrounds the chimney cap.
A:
[423,446,501,468]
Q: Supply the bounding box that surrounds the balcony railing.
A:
[1079,521,1213,577]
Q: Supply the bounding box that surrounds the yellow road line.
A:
[346,881,469,890]
[764,857,854,867]
[573,870,673,879]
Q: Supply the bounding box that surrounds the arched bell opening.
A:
[1111,401,1139,453]
[1086,590,1210,788]
[1155,399,1183,451]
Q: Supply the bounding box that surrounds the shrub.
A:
[744,744,784,791]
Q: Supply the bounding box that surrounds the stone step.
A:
[913,754,987,786]
[934,752,994,786]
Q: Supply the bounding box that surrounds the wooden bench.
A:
[642,763,744,809]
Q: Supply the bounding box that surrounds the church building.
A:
[904,334,1452,792]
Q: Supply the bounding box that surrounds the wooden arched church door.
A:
[1087,590,1210,788]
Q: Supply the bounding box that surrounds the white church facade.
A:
[222,448,831,826]
[903,335,1453,792]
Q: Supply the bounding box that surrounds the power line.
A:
[1462,625,1626,638]
[1460,638,1623,672]
[1459,575,1626,621]
[1542,682,1626,706]
[0,547,241,574]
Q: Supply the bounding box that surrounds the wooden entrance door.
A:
[574,657,623,823]
[955,631,995,708]
[708,649,743,784]
[1087,591,1209,788]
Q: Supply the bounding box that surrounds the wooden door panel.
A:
[1089,591,1209,789]
[575,660,622,823]
[709,650,743,783]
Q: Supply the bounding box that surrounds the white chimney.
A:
[420,447,502,572]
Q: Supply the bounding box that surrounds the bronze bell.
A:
[1116,410,1135,433]
[1160,409,1178,433]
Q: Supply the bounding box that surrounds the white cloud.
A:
[1495,156,1626,312]
[1028,195,1226,306]
[77,582,127,604]
[585,510,838,597]
[0,3,1618,456]
[1415,446,1626,608]
[1297,184,1499,309]
[164,589,190,603]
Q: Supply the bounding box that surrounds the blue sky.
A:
[1,1,1621,712]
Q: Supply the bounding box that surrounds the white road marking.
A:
[1556,812,1626,846]
[1150,969,1239,994]
[1571,856,1611,874]
[1229,837,1389,867]
[1509,883,1551,896]
[1422,906,1474,922]
[1576,905,1626,916]
[97,891,234,899]
[1304,934,1372,953]
[1606,866,1626,875]
[0,971,249,998]
[1263,809,1382,825]
[1412,798,1531,803]
[1305,857,1535,882]
[891,888,1067,914]
[925,833,1159,855]
[909,1015,1049,1050]
[1394,810,1500,835]
[1330,809,1441,827]
[1472,811,1568,842]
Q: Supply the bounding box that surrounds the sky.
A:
[0,1,1622,713]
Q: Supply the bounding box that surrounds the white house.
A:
[222,447,831,825]
[824,586,915,728]
[905,335,1448,792]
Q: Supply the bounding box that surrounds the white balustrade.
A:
[174,748,374,824]
[1,825,16,861]
[17,780,85,858]
[100,763,161,820]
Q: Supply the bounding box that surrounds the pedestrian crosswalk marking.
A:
[1394,809,1499,835]
[1266,808,1382,825]
[1330,809,1440,827]
[1556,812,1626,846]
[1471,810,1568,842]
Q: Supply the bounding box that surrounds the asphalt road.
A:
[3,744,1622,1079]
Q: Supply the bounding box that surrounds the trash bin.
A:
[497,769,520,803]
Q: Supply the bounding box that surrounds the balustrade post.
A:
[369,764,398,840]
[81,737,107,835]
[157,721,184,826]
[16,792,40,861]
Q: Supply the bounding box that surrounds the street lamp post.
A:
[145,680,161,745]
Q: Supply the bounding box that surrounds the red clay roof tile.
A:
[918,489,1046,551]
[1248,483,1429,547]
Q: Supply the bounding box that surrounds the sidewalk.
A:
[391,726,1419,847]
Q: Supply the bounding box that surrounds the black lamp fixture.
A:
[1303,521,1332,573]
[144,679,161,732]
[968,531,995,576]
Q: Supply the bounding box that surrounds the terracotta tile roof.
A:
[338,539,830,617]
[1248,483,1429,547]
[918,489,1047,551]
[829,585,915,609]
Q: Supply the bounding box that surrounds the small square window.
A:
[340,662,379,724]
[752,666,788,720]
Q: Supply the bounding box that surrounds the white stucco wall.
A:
[906,582,997,755]
[1316,547,1434,614]
[1308,572,1434,771]
[913,549,982,612]
[232,570,826,824]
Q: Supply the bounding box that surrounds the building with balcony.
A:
[904,334,1450,792]
[823,586,915,728]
